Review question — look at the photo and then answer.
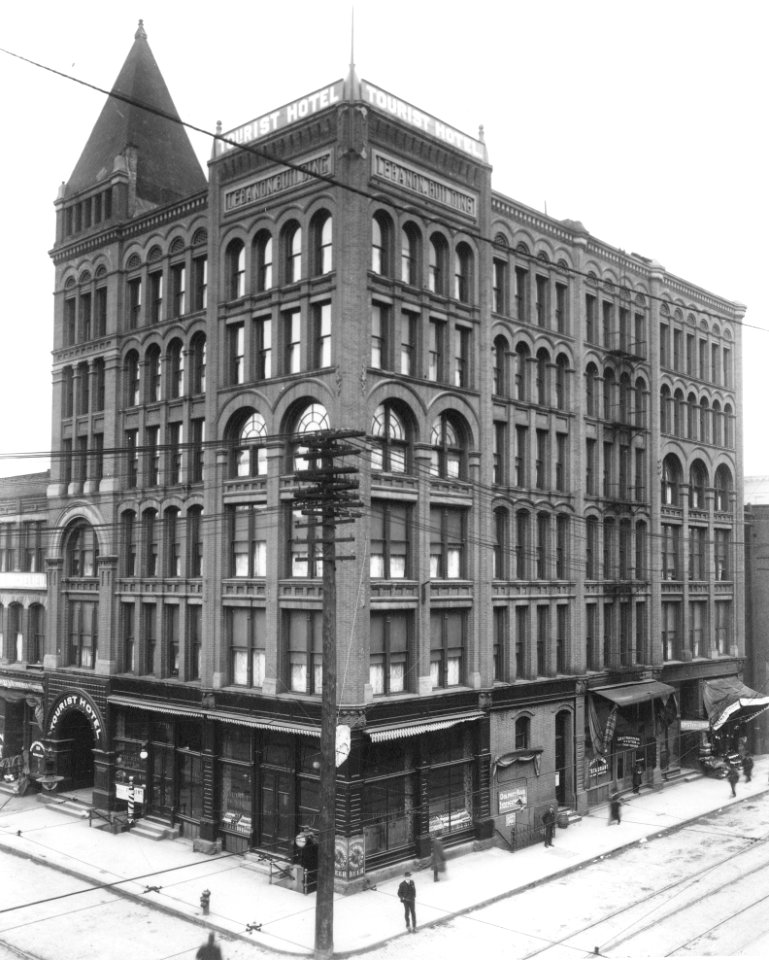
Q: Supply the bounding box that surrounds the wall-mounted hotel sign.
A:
[372,150,478,221]
[223,151,334,213]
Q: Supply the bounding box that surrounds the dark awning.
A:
[703,677,769,731]
[593,680,676,707]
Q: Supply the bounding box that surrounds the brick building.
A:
[0,22,748,879]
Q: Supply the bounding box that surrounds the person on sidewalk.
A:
[727,763,739,797]
[632,762,643,794]
[743,754,754,782]
[397,871,417,933]
[196,932,223,960]
[542,804,557,847]
[431,831,446,882]
[608,793,623,825]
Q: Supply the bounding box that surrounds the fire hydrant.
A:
[200,889,210,915]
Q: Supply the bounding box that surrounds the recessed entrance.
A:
[56,710,96,789]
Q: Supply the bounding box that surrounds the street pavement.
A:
[0,759,767,957]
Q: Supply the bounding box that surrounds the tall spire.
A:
[343,6,361,100]
[64,20,206,206]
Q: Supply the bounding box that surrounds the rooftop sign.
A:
[217,79,487,162]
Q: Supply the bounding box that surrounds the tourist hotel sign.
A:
[217,79,487,161]
[48,693,103,741]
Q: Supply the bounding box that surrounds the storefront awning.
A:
[366,710,484,743]
[206,712,320,738]
[593,680,676,707]
[703,677,769,731]
[108,695,203,719]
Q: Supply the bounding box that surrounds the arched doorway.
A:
[56,710,95,789]
[555,710,572,807]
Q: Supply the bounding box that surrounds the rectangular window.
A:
[618,306,630,353]
[79,292,92,342]
[370,611,410,695]
[661,524,681,580]
[723,347,732,388]
[190,419,205,484]
[64,297,77,345]
[145,425,160,486]
[556,515,569,579]
[313,301,331,368]
[171,263,186,317]
[556,605,568,672]
[603,441,614,497]
[662,601,680,661]
[454,326,470,388]
[229,323,245,385]
[428,318,445,382]
[689,526,706,580]
[634,313,646,357]
[493,259,507,314]
[399,310,417,376]
[586,438,597,495]
[635,601,647,663]
[143,603,156,674]
[555,282,568,333]
[586,604,597,670]
[370,501,410,579]
[284,309,301,374]
[122,602,135,673]
[167,423,183,485]
[715,601,731,655]
[165,510,181,577]
[287,610,323,694]
[514,267,528,321]
[228,607,266,687]
[69,599,97,668]
[429,506,466,579]
[149,270,163,323]
[689,601,706,658]
[673,328,683,371]
[254,315,272,380]
[430,609,465,688]
[125,429,138,489]
[602,301,614,349]
[536,605,549,675]
[698,338,707,380]
[535,275,548,326]
[555,433,567,492]
[371,303,387,369]
[492,607,505,681]
[659,322,669,367]
[192,255,207,311]
[289,508,323,578]
[535,429,548,490]
[493,422,506,485]
[714,528,730,580]
[536,513,549,579]
[187,605,202,680]
[585,293,596,343]
[127,278,142,329]
[164,604,180,677]
[515,425,528,488]
[231,505,268,578]
[515,606,528,678]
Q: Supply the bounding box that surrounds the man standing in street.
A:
[397,871,417,933]
[727,763,739,797]
[743,754,754,782]
[542,804,557,847]
[431,831,446,881]
[196,932,222,960]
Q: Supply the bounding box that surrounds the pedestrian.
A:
[196,932,223,960]
[660,746,669,782]
[542,803,557,847]
[608,793,623,825]
[727,763,739,797]
[397,870,417,933]
[743,754,754,782]
[431,831,446,882]
[632,762,643,794]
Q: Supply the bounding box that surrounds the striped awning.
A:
[108,695,203,719]
[206,712,320,737]
[367,710,484,743]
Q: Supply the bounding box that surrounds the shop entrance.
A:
[148,743,175,818]
[555,710,570,806]
[260,769,294,852]
[56,711,95,789]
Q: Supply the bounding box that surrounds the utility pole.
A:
[292,429,363,960]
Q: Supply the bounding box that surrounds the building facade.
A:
[0,23,747,879]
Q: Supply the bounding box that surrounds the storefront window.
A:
[428,762,473,834]
[178,752,202,819]
[363,775,414,855]
[218,761,252,836]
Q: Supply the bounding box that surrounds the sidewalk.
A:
[1,758,767,957]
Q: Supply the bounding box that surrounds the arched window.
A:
[714,465,733,512]
[189,333,206,395]
[535,349,550,406]
[311,211,332,275]
[142,508,159,577]
[253,230,273,292]
[661,454,682,506]
[515,343,531,401]
[234,411,268,477]
[65,520,99,577]
[164,506,182,578]
[167,339,184,399]
[125,351,140,407]
[690,461,708,510]
[371,213,392,276]
[292,403,330,472]
[687,392,697,439]
[454,242,473,302]
[146,344,162,403]
[371,403,409,473]
[283,221,302,284]
[515,715,531,749]
[428,232,449,295]
[429,413,465,479]
[555,355,569,410]
[401,222,420,285]
[225,238,245,299]
[724,403,734,448]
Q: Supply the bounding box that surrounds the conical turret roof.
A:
[65,20,206,206]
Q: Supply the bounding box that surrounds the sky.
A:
[0,0,766,480]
